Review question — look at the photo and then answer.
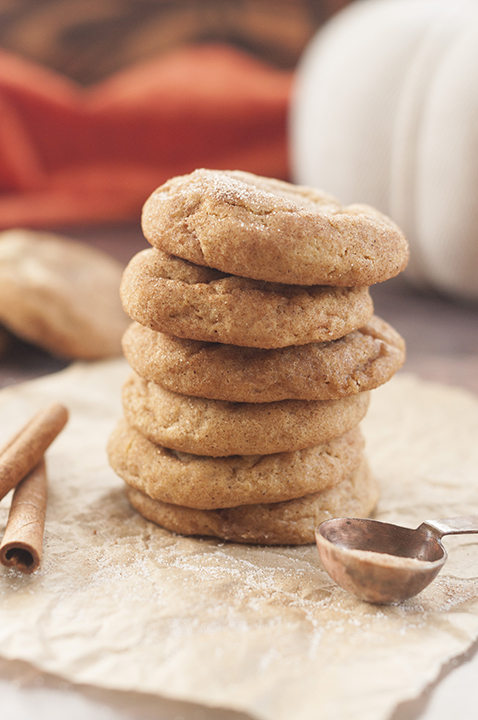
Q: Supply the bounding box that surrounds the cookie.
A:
[122,315,405,402]
[0,229,130,359]
[142,169,408,286]
[122,372,370,456]
[120,248,373,347]
[108,419,365,509]
[126,457,378,545]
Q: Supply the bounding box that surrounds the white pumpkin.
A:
[291,0,478,301]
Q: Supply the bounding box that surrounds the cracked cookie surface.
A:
[120,248,373,347]
[142,169,409,286]
[122,315,405,402]
[122,372,370,456]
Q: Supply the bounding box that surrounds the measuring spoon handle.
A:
[421,516,478,538]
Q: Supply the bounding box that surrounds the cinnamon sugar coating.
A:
[122,316,405,402]
[120,248,373,348]
[142,169,408,286]
[122,372,370,456]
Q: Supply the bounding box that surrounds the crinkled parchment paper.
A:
[1,360,478,720]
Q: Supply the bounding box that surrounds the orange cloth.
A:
[0,44,293,229]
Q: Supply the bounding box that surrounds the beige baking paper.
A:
[0,360,478,720]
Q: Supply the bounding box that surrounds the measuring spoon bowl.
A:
[315,516,478,604]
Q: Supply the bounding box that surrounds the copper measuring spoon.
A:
[315,516,478,604]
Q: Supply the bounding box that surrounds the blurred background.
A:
[0,0,476,392]
[0,6,477,718]
[0,0,347,82]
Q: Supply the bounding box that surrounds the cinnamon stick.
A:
[0,459,47,573]
[0,403,68,501]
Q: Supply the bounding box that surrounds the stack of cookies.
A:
[108,170,408,545]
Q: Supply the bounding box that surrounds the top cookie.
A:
[142,169,409,286]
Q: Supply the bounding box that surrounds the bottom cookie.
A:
[125,458,379,546]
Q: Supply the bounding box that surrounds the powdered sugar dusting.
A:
[187,169,340,214]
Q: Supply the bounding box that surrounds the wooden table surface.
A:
[0,222,477,396]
